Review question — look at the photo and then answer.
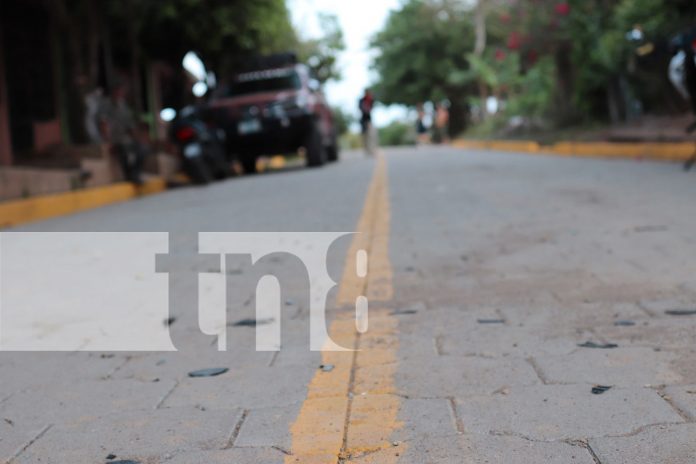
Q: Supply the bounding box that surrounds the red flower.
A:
[507,32,522,50]
[527,50,538,65]
[495,49,507,61]
[554,2,570,16]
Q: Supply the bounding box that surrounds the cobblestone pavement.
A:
[1,147,696,463]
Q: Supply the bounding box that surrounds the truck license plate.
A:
[238,119,261,135]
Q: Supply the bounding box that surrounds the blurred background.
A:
[1,0,695,200]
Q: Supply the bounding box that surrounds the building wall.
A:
[0,31,12,165]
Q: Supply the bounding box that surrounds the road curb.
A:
[0,178,166,228]
[452,139,695,162]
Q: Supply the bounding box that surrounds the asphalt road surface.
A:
[2,146,696,463]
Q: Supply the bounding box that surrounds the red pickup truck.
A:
[209,57,338,174]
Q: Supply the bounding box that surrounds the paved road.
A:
[2,147,696,463]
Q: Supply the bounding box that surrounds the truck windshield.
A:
[226,70,301,96]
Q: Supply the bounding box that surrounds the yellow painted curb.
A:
[0,178,166,228]
[452,139,696,162]
[268,155,287,169]
[453,139,541,153]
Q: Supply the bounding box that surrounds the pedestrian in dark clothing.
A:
[416,103,429,144]
[359,89,376,155]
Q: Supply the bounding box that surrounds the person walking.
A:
[359,89,376,155]
[416,103,429,145]
[430,102,448,144]
[432,101,450,144]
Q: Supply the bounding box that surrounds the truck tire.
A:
[208,143,232,179]
[187,158,213,185]
[326,133,339,162]
[305,122,326,167]
[242,156,258,175]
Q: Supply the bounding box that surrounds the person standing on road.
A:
[431,102,449,144]
[434,101,450,144]
[416,103,430,145]
[97,81,147,185]
[359,89,376,155]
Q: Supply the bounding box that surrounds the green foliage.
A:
[331,106,354,136]
[371,0,696,131]
[506,57,556,118]
[297,13,346,83]
[465,53,498,88]
[341,132,363,150]
[466,51,556,119]
[378,121,416,146]
[110,0,299,74]
[120,1,346,82]
[370,0,475,106]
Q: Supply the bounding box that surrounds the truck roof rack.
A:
[243,53,298,72]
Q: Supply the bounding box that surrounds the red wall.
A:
[0,38,13,165]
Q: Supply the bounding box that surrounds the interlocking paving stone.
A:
[347,433,597,464]
[163,365,317,410]
[594,318,696,350]
[235,404,302,450]
[0,417,49,463]
[164,447,286,464]
[534,347,686,387]
[354,355,540,397]
[455,385,683,441]
[12,407,242,463]
[663,385,696,421]
[0,379,177,423]
[590,423,696,464]
[462,434,597,464]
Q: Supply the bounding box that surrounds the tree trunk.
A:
[125,0,143,115]
[448,96,469,136]
[474,0,488,119]
[51,0,89,143]
[86,0,100,89]
[607,75,626,124]
[553,42,576,125]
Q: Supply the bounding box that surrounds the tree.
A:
[297,13,346,84]
[127,0,299,76]
[473,0,489,119]
[45,0,303,143]
[370,0,476,134]
[493,0,696,123]
[379,121,416,146]
[568,0,696,121]
[331,106,354,136]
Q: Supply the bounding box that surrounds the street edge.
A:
[452,139,696,161]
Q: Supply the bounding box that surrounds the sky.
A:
[288,0,408,127]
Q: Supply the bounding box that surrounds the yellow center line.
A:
[286,155,403,463]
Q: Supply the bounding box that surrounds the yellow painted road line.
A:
[0,178,166,228]
[286,155,403,463]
